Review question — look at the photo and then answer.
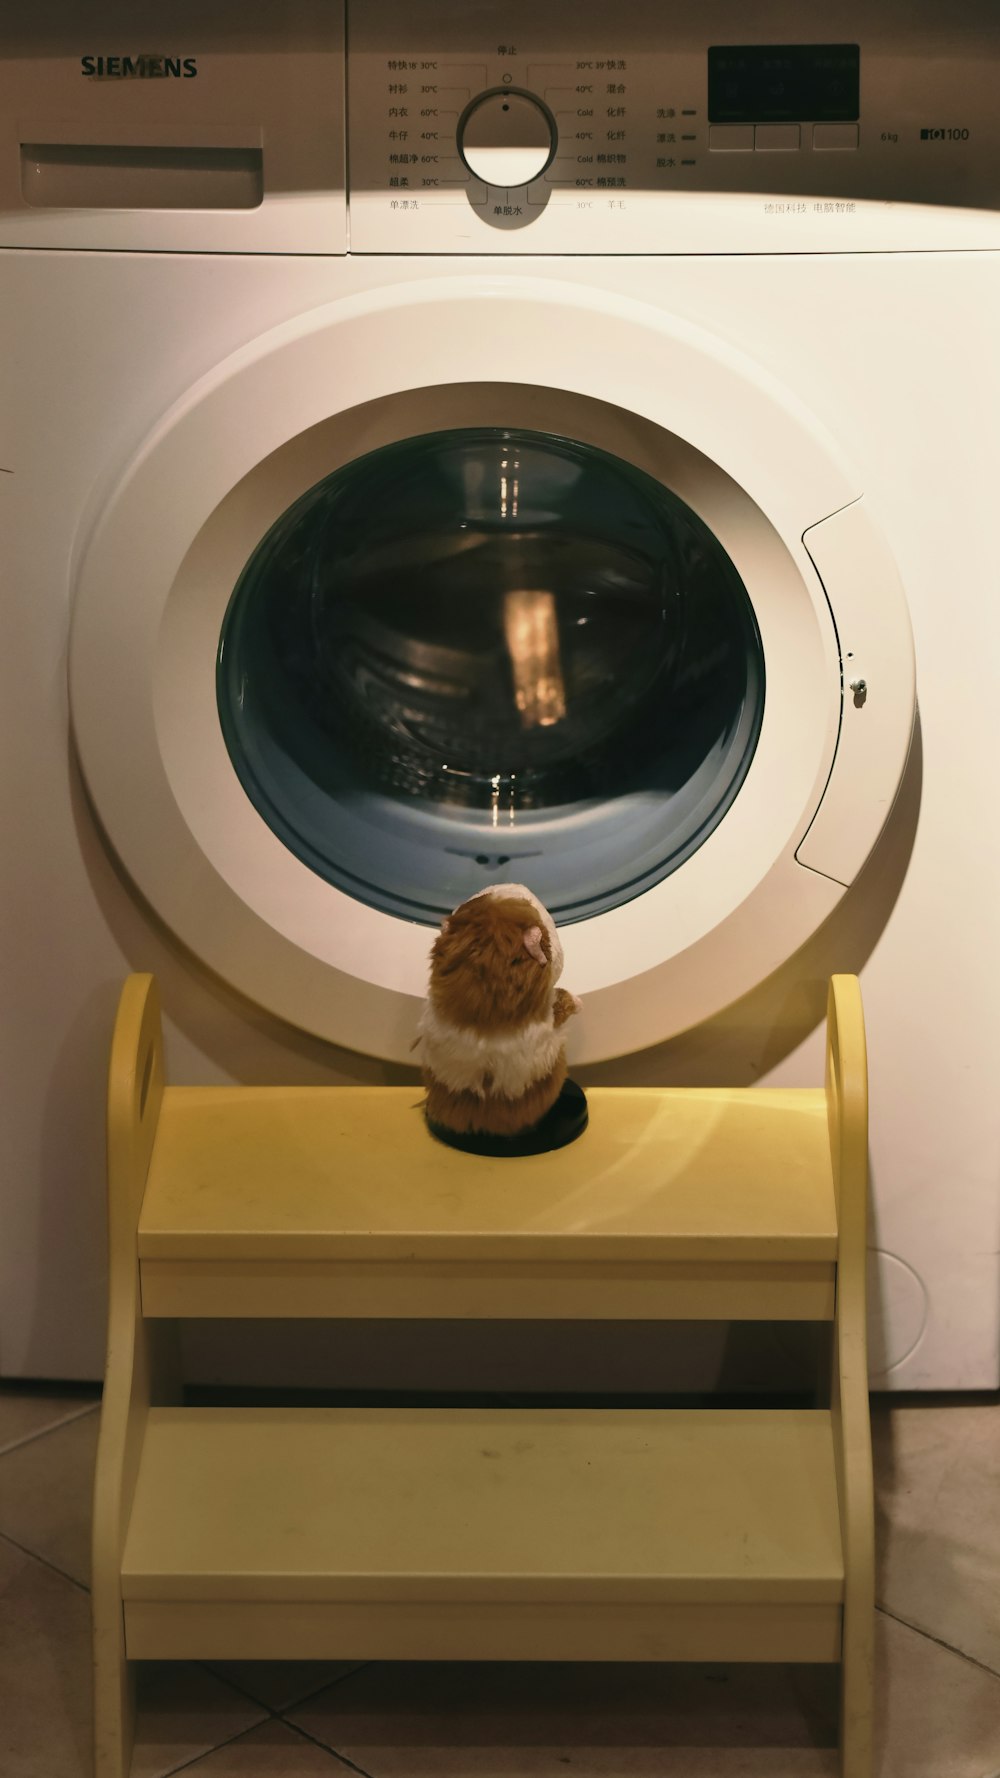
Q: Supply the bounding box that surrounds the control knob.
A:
[458,88,557,187]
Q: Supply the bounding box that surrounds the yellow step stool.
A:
[92,973,874,1777]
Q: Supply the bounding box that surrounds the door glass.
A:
[217,428,764,923]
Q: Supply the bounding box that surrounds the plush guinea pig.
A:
[417,884,581,1138]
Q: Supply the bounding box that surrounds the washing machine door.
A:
[70,279,914,1061]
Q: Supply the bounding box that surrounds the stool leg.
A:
[92,1606,135,1778]
[92,976,175,1776]
[825,978,875,1778]
[840,1601,875,1778]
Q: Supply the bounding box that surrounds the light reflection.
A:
[498,452,520,520]
[503,588,568,730]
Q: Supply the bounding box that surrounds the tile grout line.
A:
[280,1717,379,1778]
[877,1602,1000,1684]
[218,1661,380,1776]
[198,1660,378,1776]
[0,1398,100,1458]
[198,1659,370,1721]
[160,1677,377,1778]
[153,1715,274,1778]
[0,1525,90,1595]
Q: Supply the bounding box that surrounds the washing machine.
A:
[2,0,998,1389]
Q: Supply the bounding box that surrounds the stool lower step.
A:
[121,1405,844,1663]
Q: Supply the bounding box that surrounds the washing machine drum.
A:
[69,289,914,1060]
[217,428,764,927]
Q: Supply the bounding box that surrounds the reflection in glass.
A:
[217,428,764,923]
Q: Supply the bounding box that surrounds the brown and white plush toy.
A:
[417,884,581,1139]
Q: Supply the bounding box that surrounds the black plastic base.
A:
[426,1079,589,1158]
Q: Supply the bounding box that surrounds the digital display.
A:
[708,44,860,124]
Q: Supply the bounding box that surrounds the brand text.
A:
[80,55,198,79]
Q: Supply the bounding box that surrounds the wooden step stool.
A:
[92,972,874,1777]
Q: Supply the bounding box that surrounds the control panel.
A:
[348,0,1000,251]
[2,0,999,254]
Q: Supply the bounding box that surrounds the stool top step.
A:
[137,1085,837,1263]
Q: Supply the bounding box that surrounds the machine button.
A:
[709,124,754,151]
[754,124,801,151]
[813,123,860,150]
[458,90,555,187]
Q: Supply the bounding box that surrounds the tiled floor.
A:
[2,1384,999,1777]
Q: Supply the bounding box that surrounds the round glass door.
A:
[217,427,764,924]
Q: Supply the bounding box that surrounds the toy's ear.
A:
[523,925,547,965]
[440,916,451,935]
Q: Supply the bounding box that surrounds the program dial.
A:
[458,89,556,187]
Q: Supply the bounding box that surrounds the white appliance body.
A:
[2,0,998,1387]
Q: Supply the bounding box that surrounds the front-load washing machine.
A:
[2,0,998,1386]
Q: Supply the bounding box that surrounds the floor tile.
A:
[0,1383,100,1455]
[872,1396,1000,1673]
[288,1612,1000,1777]
[0,1407,99,1585]
[0,1385,995,1775]
[288,1658,841,1774]
[0,1532,92,1778]
[0,1537,270,1778]
[205,1660,364,1713]
[181,1717,357,1772]
[131,1664,269,1778]
[875,1610,1000,1777]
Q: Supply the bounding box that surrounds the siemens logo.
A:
[80,56,198,79]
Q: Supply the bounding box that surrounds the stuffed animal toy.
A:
[417,884,582,1143]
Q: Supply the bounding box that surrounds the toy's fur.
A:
[418,884,580,1136]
